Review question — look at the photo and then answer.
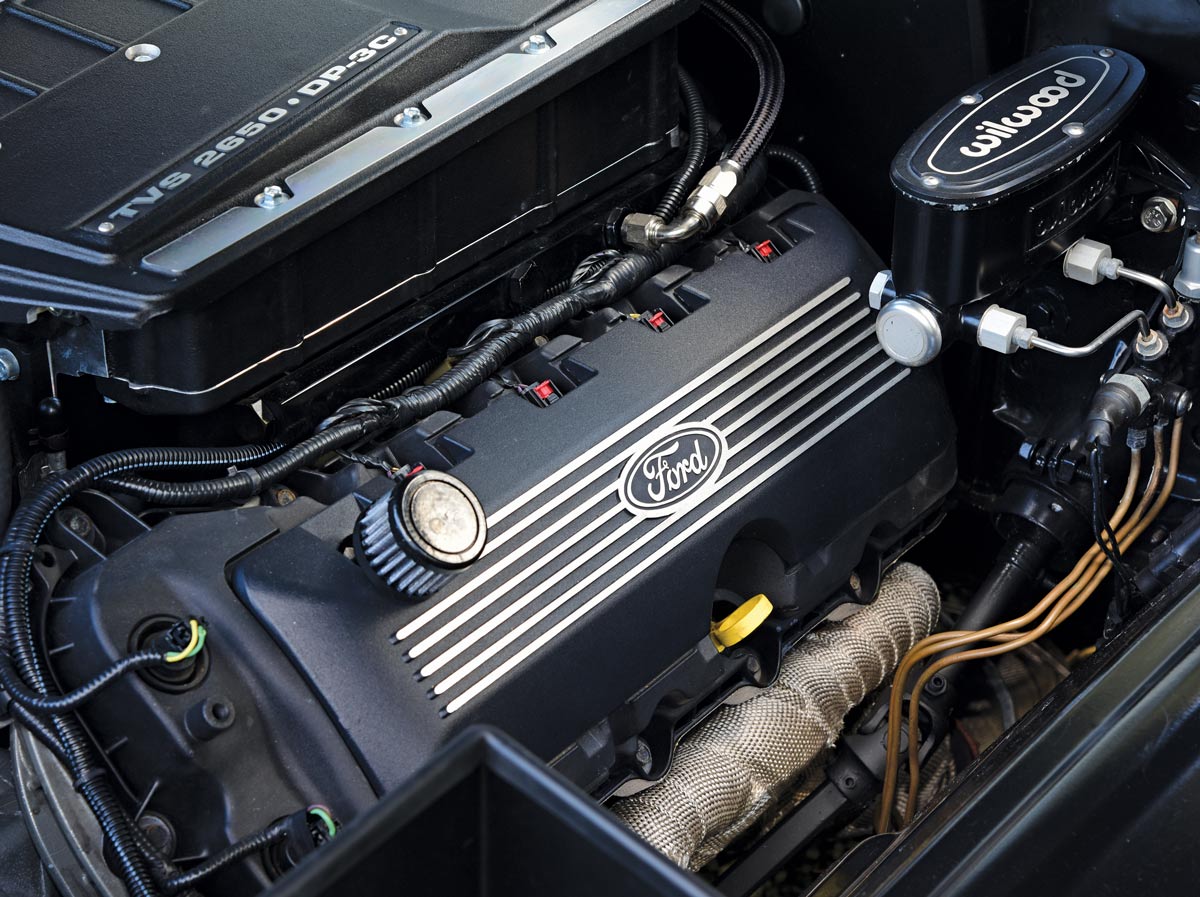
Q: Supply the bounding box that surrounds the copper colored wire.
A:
[875,422,1171,832]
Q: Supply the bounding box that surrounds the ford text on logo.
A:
[925,56,1110,177]
[619,422,728,518]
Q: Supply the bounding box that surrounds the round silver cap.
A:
[875,298,943,367]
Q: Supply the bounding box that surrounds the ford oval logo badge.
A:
[619,422,728,518]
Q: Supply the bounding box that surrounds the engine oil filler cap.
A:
[888,45,1145,312]
[356,470,487,600]
[711,594,774,652]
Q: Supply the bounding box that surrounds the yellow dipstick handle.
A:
[711,594,773,652]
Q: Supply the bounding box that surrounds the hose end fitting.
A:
[621,159,743,248]
[681,158,743,231]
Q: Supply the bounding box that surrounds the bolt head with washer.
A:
[1135,329,1170,362]
[254,186,288,209]
[1162,301,1194,334]
[395,106,428,128]
[1140,196,1180,234]
[521,34,552,54]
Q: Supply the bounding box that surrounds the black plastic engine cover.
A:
[890,44,1145,310]
[44,196,955,877]
[0,0,690,412]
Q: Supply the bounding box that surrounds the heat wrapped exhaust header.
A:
[611,563,941,869]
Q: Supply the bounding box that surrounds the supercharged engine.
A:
[5,2,1200,896]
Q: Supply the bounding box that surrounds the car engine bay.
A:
[3,1,1200,895]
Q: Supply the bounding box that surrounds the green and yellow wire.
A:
[164,619,208,663]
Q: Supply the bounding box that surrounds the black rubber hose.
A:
[937,527,1060,687]
[765,145,822,193]
[654,68,710,220]
[163,819,290,894]
[955,529,1060,633]
[701,0,785,170]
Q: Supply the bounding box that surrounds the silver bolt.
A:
[0,348,20,382]
[868,269,895,310]
[395,106,427,128]
[393,26,409,37]
[124,43,161,63]
[960,93,982,106]
[1063,122,1086,138]
[921,174,941,188]
[634,740,652,772]
[1098,47,1115,58]
[254,186,287,209]
[98,221,115,234]
[1140,196,1179,234]
[520,34,551,54]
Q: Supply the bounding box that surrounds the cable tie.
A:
[240,469,264,495]
[72,766,108,793]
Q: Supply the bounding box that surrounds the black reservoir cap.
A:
[889,45,1145,310]
[893,46,1145,207]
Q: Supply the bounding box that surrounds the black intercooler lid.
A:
[0,0,690,329]
[0,0,431,239]
[891,45,1145,207]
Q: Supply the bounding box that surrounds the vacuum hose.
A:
[764,144,822,193]
[653,68,710,221]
